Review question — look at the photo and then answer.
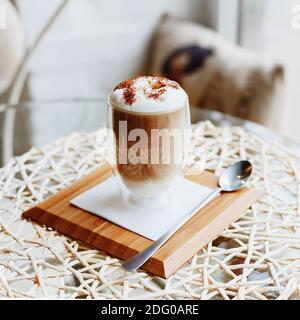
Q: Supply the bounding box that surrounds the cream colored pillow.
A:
[149,15,284,130]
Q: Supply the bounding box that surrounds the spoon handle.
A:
[122,187,222,272]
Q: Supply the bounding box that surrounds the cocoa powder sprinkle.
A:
[113,76,180,105]
[147,88,166,100]
[114,79,136,105]
[123,87,136,105]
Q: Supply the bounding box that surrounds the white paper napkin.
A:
[70,176,212,241]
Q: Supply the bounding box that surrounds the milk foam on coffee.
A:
[110,76,188,113]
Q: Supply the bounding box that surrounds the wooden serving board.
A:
[22,164,262,278]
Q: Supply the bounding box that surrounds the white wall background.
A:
[11,0,217,154]
[16,0,212,100]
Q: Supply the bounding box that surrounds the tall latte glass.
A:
[107,76,190,209]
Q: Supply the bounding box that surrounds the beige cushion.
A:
[149,15,284,130]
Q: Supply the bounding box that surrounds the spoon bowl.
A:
[219,160,252,192]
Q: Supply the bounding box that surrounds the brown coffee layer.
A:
[112,105,185,183]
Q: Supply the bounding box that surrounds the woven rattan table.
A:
[0,103,300,299]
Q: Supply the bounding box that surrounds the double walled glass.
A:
[107,97,191,210]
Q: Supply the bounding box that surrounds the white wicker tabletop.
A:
[0,120,299,299]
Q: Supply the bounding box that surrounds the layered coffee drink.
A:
[108,76,189,204]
